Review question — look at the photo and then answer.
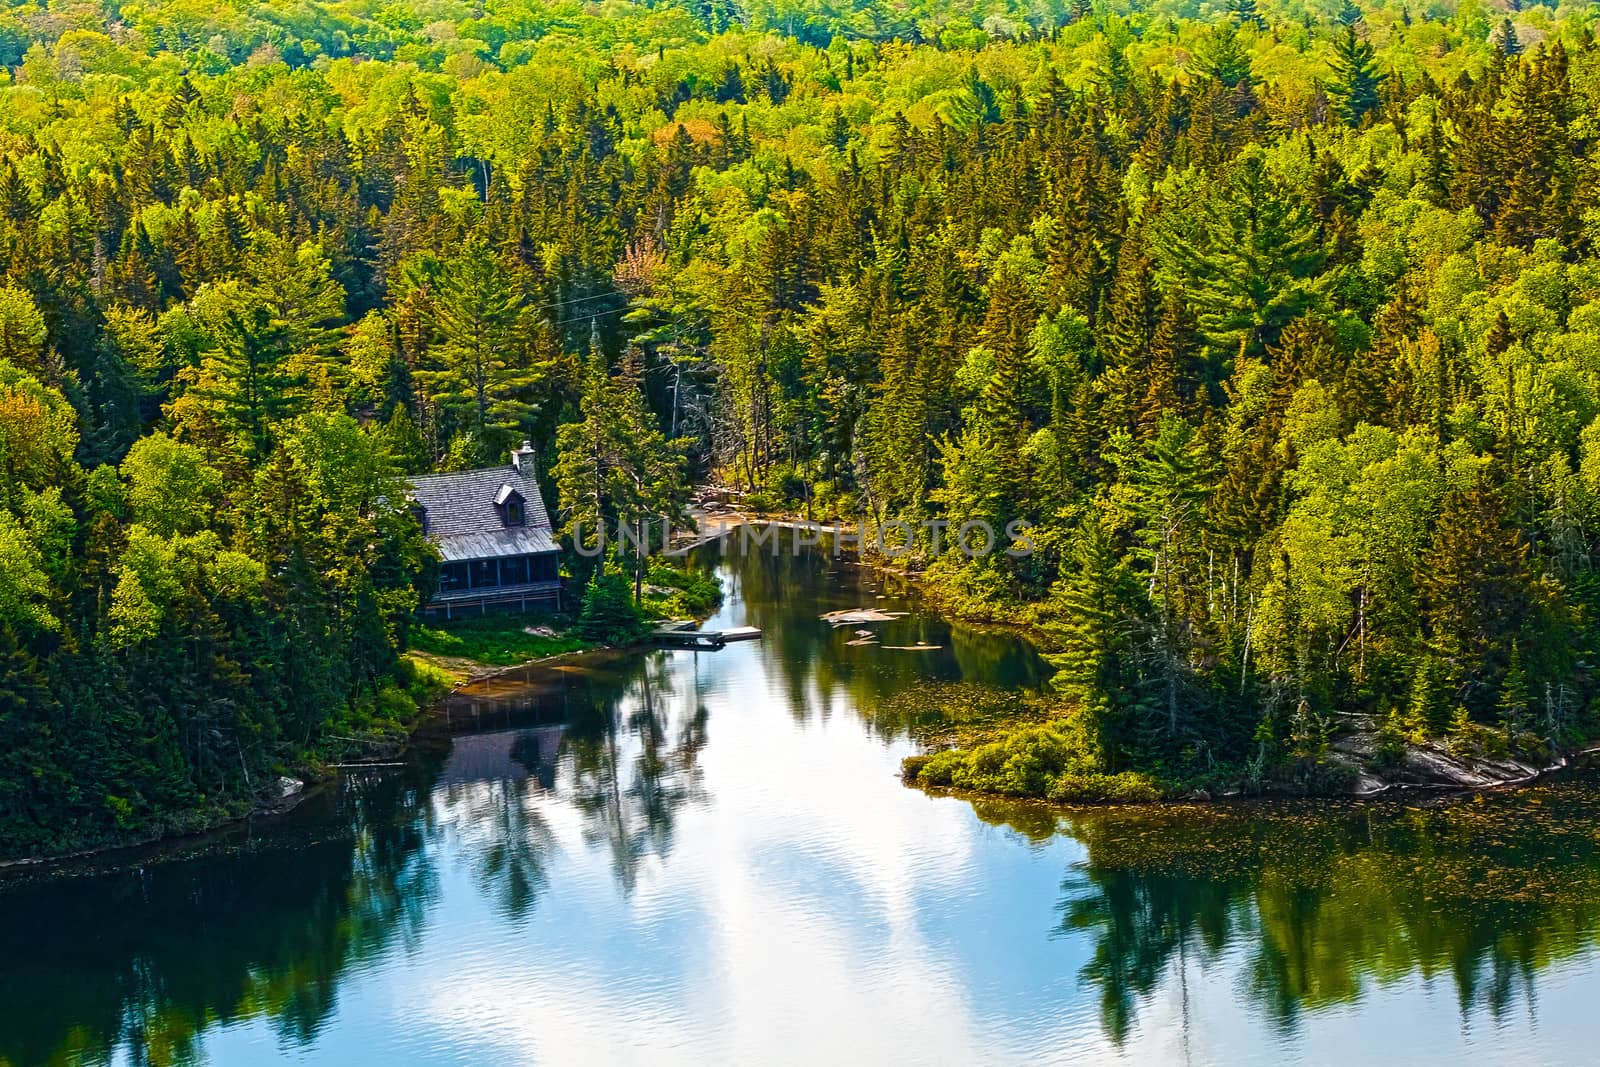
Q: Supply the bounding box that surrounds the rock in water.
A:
[820,608,909,626]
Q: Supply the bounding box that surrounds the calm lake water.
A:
[6,544,1600,1066]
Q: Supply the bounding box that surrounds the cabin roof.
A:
[408,463,558,562]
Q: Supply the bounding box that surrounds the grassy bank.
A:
[408,562,726,678]
[409,617,593,672]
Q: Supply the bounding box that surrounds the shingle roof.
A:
[408,463,559,562]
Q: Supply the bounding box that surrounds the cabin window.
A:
[501,555,531,585]
[533,553,559,581]
[471,559,499,589]
[495,484,526,527]
[439,562,469,593]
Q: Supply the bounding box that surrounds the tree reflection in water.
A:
[564,651,709,896]
[427,647,710,910]
[1013,777,1600,1044]
[0,763,441,1067]
[432,775,559,921]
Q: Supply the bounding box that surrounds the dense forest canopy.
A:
[2,0,1599,853]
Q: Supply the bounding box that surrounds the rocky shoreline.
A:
[1328,732,1600,798]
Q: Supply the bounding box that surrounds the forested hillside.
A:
[1,0,1598,852]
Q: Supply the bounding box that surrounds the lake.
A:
[4,542,1600,1066]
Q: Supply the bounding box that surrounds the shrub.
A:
[904,749,965,786]
[644,560,723,617]
[1046,772,1163,804]
[949,727,1074,795]
[373,682,417,722]
[901,753,937,783]
[766,464,809,506]
[1375,705,1407,769]
[397,655,458,703]
[900,726,1164,803]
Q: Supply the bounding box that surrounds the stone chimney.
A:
[511,440,537,479]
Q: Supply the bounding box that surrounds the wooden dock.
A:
[650,622,763,649]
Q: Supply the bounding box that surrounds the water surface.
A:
[4,545,1600,1066]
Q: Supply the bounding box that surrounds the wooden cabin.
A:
[410,442,562,617]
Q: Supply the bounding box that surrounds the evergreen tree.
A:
[1114,415,1212,740]
[1194,23,1255,90]
[1160,147,1328,361]
[1327,26,1387,127]
[1498,640,1529,735]
[186,302,309,459]
[554,351,690,601]
[414,241,539,461]
[1420,484,1542,709]
[1490,18,1522,57]
[1227,0,1264,30]
[1049,518,1146,768]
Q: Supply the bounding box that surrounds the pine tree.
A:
[1491,45,1576,247]
[1489,18,1522,57]
[414,241,538,461]
[188,304,307,459]
[862,315,934,520]
[1498,640,1529,736]
[1163,147,1327,361]
[1195,23,1255,90]
[1485,310,1514,359]
[1227,0,1264,30]
[1327,26,1387,128]
[1406,655,1447,736]
[554,350,689,601]
[1115,414,1212,739]
[975,263,1042,521]
[1048,518,1146,768]
[1102,237,1161,433]
[1138,291,1199,438]
[1420,108,1454,205]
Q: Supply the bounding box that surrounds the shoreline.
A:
[691,510,1600,808]
[11,522,1595,871]
[911,743,1600,816]
[1,587,727,874]
[0,781,321,879]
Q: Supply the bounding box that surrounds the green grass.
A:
[409,616,593,667]
[408,564,723,668]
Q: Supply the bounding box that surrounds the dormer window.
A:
[495,483,526,527]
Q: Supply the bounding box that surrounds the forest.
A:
[1,0,1599,855]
